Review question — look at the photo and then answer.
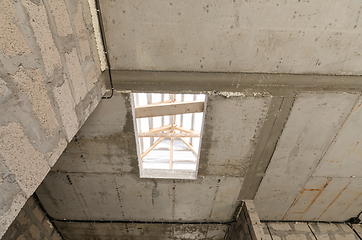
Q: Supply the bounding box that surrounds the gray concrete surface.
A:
[36,92,270,224]
[99,0,362,75]
[254,93,360,221]
[0,0,104,237]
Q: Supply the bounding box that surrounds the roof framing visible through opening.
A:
[133,93,206,179]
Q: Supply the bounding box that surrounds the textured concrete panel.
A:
[313,97,362,178]
[37,171,240,223]
[76,92,130,139]
[210,177,243,221]
[254,93,359,220]
[199,94,270,177]
[38,92,268,225]
[99,0,362,75]
[285,177,362,222]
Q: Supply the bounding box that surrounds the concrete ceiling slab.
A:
[281,96,362,222]
[283,176,362,221]
[253,93,359,221]
[198,94,271,177]
[37,92,269,225]
[313,96,362,178]
[99,0,362,75]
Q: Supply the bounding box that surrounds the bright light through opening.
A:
[133,93,206,179]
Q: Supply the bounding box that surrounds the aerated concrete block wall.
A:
[262,222,360,239]
[0,0,105,237]
[1,196,62,240]
[227,200,265,240]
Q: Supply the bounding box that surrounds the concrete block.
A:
[0,0,31,57]
[0,172,22,217]
[48,0,73,36]
[335,234,359,240]
[0,193,27,238]
[25,196,36,209]
[29,224,41,239]
[47,138,67,167]
[340,223,354,233]
[89,26,102,74]
[13,66,59,134]
[268,222,291,231]
[16,210,30,225]
[317,223,339,232]
[0,122,50,197]
[81,0,92,27]
[53,76,78,141]
[32,206,45,223]
[294,223,310,232]
[21,0,61,77]
[285,234,308,240]
[65,48,87,103]
[42,219,54,236]
[73,3,91,61]
[85,66,97,90]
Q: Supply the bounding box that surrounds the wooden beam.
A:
[147,124,172,133]
[141,135,167,159]
[179,137,198,156]
[169,137,174,169]
[147,94,154,145]
[138,132,200,138]
[174,126,198,134]
[135,101,204,118]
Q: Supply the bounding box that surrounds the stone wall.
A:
[1,196,62,240]
[0,0,105,237]
[227,200,265,240]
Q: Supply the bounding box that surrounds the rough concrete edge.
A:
[87,0,107,71]
[244,200,266,240]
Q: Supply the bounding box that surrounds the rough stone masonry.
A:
[0,0,105,237]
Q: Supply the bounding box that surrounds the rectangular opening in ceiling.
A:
[132,93,206,179]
